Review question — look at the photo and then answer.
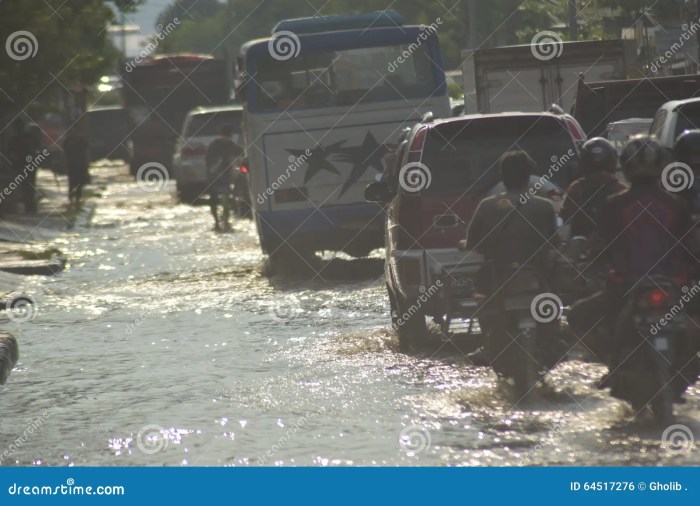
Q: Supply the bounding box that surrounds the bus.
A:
[121,54,230,177]
[238,11,450,268]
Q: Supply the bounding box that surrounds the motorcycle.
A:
[606,277,700,424]
[483,265,565,398]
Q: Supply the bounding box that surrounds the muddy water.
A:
[1,168,698,466]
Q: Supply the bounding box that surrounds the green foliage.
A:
[0,0,119,114]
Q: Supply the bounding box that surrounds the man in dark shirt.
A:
[205,125,243,232]
[63,126,90,207]
[560,137,627,238]
[465,150,559,362]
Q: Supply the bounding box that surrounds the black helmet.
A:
[620,135,667,182]
[580,137,618,174]
[673,129,700,170]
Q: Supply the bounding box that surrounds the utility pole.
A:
[568,0,578,41]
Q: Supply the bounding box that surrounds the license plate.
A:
[654,336,669,351]
[450,276,475,290]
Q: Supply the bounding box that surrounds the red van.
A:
[366,112,583,349]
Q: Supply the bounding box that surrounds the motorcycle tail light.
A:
[240,164,248,174]
[639,288,671,310]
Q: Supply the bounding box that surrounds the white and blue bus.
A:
[239,11,450,266]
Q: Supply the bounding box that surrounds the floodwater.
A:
[1,167,699,466]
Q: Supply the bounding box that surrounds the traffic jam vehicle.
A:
[237,11,451,271]
[366,112,583,350]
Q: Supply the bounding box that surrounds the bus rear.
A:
[240,11,450,262]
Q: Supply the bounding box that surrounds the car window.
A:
[185,110,243,138]
[675,104,700,139]
[420,116,579,197]
[649,109,667,137]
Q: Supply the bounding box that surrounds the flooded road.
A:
[1,167,699,466]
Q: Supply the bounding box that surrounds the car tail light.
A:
[563,117,586,142]
[405,128,427,164]
[400,257,422,286]
[240,164,249,174]
[181,143,206,157]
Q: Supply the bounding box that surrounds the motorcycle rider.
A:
[560,137,626,238]
[464,150,560,364]
[568,135,694,364]
[206,124,243,232]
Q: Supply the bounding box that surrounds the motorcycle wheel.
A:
[510,327,540,399]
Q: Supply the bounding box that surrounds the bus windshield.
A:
[251,43,439,112]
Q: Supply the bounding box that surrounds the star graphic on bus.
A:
[286,140,346,184]
[334,132,389,197]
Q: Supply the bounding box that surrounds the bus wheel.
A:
[267,245,314,277]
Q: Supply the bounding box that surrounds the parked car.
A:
[172,105,243,203]
[85,106,131,162]
[366,112,583,349]
[650,97,700,150]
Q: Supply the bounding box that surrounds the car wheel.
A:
[395,294,429,352]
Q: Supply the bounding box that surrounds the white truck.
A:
[461,39,628,115]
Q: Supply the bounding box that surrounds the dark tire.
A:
[511,327,540,399]
[652,389,675,426]
[267,244,314,277]
[395,294,429,352]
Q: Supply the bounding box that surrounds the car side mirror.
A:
[364,181,392,203]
